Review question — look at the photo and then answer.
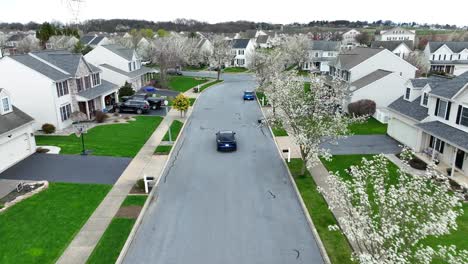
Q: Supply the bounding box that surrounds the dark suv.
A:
[114,100,150,114]
[216,131,237,151]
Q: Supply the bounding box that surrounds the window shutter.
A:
[434,98,440,115]
[445,102,451,120]
[456,105,462,125]
[440,141,445,154]
[429,136,434,148]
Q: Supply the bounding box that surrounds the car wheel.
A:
[136,109,143,114]
[152,105,157,110]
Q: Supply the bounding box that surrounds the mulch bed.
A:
[129,185,146,194]
[115,205,142,219]
[0,182,45,204]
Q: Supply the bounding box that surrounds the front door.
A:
[88,99,96,117]
[455,149,465,170]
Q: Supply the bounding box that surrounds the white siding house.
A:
[341,29,360,47]
[229,39,255,68]
[0,88,36,173]
[424,42,468,76]
[387,73,468,186]
[0,50,119,131]
[84,44,157,90]
[375,27,416,42]
[302,41,340,73]
[371,41,413,59]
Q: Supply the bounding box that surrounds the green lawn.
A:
[121,195,148,207]
[200,80,223,92]
[0,183,111,264]
[297,70,310,76]
[272,123,288,137]
[288,159,354,264]
[304,82,311,92]
[189,98,196,106]
[154,145,172,155]
[168,76,209,92]
[348,117,387,135]
[183,65,207,71]
[223,67,248,73]
[36,116,162,158]
[256,91,269,106]
[162,120,183,141]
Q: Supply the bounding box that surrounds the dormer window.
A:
[404,88,411,100]
[92,73,101,86]
[1,96,12,114]
[421,92,429,106]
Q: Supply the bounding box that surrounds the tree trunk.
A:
[299,146,307,176]
[217,69,221,80]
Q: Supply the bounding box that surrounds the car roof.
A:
[244,90,254,93]
[218,130,234,134]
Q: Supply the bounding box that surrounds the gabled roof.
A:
[76,80,119,100]
[89,36,105,45]
[427,42,468,53]
[409,76,448,88]
[309,41,341,51]
[242,30,257,39]
[99,64,156,78]
[0,106,34,135]
[332,48,384,70]
[388,96,429,121]
[7,34,26,42]
[430,71,468,99]
[9,54,70,81]
[417,121,468,151]
[196,39,207,49]
[256,35,269,44]
[370,41,413,51]
[101,44,134,60]
[350,69,392,90]
[80,35,96,45]
[232,39,250,49]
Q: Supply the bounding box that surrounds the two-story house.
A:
[0,88,36,173]
[375,27,416,42]
[371,41,413,59]
[84,44,157,90]
[341,29,361,47]
[0,50,119,131]
[329,47,417,111]
[424,42,468,76]
[229,39,255,68]
[387,72,468,184]
[302,41,341,73]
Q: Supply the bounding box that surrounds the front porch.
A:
[430,64,455,75]
[75,80,119,119]
[415,152,468,188]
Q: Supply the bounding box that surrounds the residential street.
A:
[122,73,324,264]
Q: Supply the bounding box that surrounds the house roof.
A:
[243,30,257,39]
[332,47,384,70]
[430,60,468,65]
[388,96,429,121]
[9,53,70,81]
[0,106,34,135]
[370,41,413,51]
[101,44,134,60]
[256,35,269,44]
[428,42,468,53]
[430,71,468,99]
[80,35,96,45]
[409,76,447,88]
[416,121,468,151]
[99,64,156,78]
[76,80,119,100]
[89,36,105,45]
[350,69,393,90]
[196,39,207,49]
[309,41,341,51]
[7,34,25,42]
[232,39,250,49]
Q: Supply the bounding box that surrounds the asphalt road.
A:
[122,73,324,263]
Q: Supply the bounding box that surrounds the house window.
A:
[457,106,468,127]
[438,55,441,60]
[56,80,69,97]
[76,78,83,92]
[315,52,319,57]
[60,104,72,122]
[432,55,435,60]
[238,50,244,55]
[436,99,448,118]
[2,97,12,112]
[422,92,429,106]
[133,61,136,70]
[128,62,132,71]
[84,76,91,89]
[92,73,101,86]
[405,88,411,100]
[429,136,445,154]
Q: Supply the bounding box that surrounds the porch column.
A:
[85,101,90,120]
[114,91,119,103]
[451,147,458,176]
[100,96,106,111]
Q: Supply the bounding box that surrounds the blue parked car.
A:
[216,131,237,151]
[243,90,255,100]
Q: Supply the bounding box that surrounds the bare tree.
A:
[406,50,430,77]
[181,37,203,67]
[16,36,40,53]
[355,31,371,46]
[149,36,185,88]
[209,35,233,80]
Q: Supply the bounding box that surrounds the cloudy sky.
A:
[1,0,466,26]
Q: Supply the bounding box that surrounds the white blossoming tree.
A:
[320,149,467,264]
[280,34,309,69]
[209,35,233,80]
[268,72,363,174]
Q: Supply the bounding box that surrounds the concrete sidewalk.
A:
[56,108,189,264]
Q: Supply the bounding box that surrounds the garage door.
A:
[0,133,31,173]
[388,118,418,148]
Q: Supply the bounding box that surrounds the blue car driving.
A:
[243,90,255,100]
[216,131,237,151]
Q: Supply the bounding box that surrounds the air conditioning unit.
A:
[374,108,390,124]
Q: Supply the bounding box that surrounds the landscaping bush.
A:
[409,157,428,170]
[36,147,50,153]
[95,110,109,123]
[118,82,134,99]
[136,179,145,190]
[348,99,376,117]
[42,123,56,134]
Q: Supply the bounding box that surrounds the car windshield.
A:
[218,132,234,141]
[244,91,254,95]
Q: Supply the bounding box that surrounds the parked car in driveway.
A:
[216,131,237,151]
[121,93,164,110]
[114,100,150,114]
[166,68,183,75]
[243,90,255,100]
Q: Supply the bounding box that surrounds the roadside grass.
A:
[36,116,162,158]
[348,117,387,135]
[200,80,223,92]
[162,120,183,141]
[256,91,269,105]
[0,182,111,264]
[86,195,148,264]
[271,122,288,137]
[288,159,354,264]
[168,76,209,92]
[154,145,172,155]
[189,98,196,106]
[223,67,248,73]
[183,65,207,71]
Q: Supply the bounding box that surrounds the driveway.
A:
[321,135,402,155]
[0,154,131,185]
[122,74,323,263]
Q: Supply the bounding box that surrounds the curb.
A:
[256,98,332,264]
[116,104,197,263]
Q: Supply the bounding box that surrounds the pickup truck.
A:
[121,93,164,110]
